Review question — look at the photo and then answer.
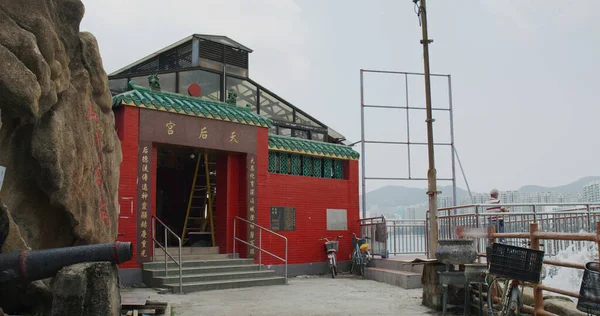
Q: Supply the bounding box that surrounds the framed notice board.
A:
[270,206,296,231]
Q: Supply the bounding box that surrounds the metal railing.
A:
[359,216,387,257]
[463,221,600,316]
[233,216,288,282]
[436,203,600,257]
[151,216,183,294]
[376,203,600,259]
[386,219,428,256]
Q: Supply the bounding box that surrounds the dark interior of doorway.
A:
[156,144,217,247]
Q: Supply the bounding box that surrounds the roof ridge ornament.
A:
[148,74,161,91]
[226,89,237,106]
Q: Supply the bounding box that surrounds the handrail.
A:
[233,216,288,282]
[151,216,183,294]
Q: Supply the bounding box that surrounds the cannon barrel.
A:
[0,241,133,283]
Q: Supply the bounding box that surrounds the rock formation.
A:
[50,262,121,316]
[0,0,122,313]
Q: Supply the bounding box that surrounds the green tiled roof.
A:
[112,82,272,128]
[268,134,359,160]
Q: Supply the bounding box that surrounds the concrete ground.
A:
[122,275,442,316]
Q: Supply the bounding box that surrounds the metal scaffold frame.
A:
[359,69,457,219]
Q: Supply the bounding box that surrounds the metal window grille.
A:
[291,154,301,175]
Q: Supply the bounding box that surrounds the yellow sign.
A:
[141,220,147,228]
[142,173,148,181]
[249,248,255,255]
[142,155,149,164]
[141,239,147,248]
[141,210,148,219]
[166,121,176,135]
[250,164,255,172]
[249,206,255,213]
[140,229,147,239]
[230,131,239,143]
[142,146,149,154]
[142,183,148,192]
[142,164,149,173]
[142,202,148,210]
[199,127,208,139]
[141,249,147,257]
[142,192,148,200]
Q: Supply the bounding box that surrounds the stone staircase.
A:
[364,258,423,289]
[143,246,286,293]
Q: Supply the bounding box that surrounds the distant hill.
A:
[362,184,470,209]
[517,176,600,196]
[363,176,599,209]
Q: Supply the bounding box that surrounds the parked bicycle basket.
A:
[577,262,600,315]
[488,243,544,283]
[325,241,339,252]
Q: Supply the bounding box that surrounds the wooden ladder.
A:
[181,152,216,246]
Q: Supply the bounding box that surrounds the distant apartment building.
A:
[437,196,454,209]
[583,181,600,202]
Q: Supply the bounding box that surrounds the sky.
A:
[80,0,600,195]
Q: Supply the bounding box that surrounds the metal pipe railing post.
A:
[178,238,183,294]
[532,204,537,222]
[587,204,592,232]
[285,238,288,284]
[164,228,168,277]
[259,229,262,271]
[233,218,236,258]
[152,217,156,262]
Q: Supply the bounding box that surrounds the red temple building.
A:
[109,34,360,290]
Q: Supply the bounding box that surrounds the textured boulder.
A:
[0,0,121,313]
[0,0,122,250]
[50,262,121,316]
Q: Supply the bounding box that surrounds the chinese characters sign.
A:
[89,100,110,227]
[136,141,152,263]
[139,110,257,154]
[247,154,257,258]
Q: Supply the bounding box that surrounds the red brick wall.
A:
[254,128,360,266]
[215,153,246,254]
[115,106,141,269]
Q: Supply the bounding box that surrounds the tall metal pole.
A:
[417,0,439,258]
[448,75,457,213]
[360,70,367,219]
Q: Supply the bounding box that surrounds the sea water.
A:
[542,239,598,303]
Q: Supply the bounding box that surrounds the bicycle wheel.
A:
[359,253,366,277]
[506,285,521,316]
[350,252,356,274]
[330,265,335,278]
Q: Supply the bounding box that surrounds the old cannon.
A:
[0,241,133,283]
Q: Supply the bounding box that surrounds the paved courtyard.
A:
[123,275,441,316]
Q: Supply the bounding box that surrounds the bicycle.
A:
[485,242,545,316]
[350,232,371,277]
[319,235,343,278]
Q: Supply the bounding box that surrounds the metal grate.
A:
[279,153,290,174]
[199,39,224,63]
[224,46,248,69]
[268,151,277,173]
[128,57,159,74]
[291,155,301,175]
[333,160,343,179]
[313,158,322,177]
[323,159,333,178]
[302,156,312,176]
[159,42,193,71]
